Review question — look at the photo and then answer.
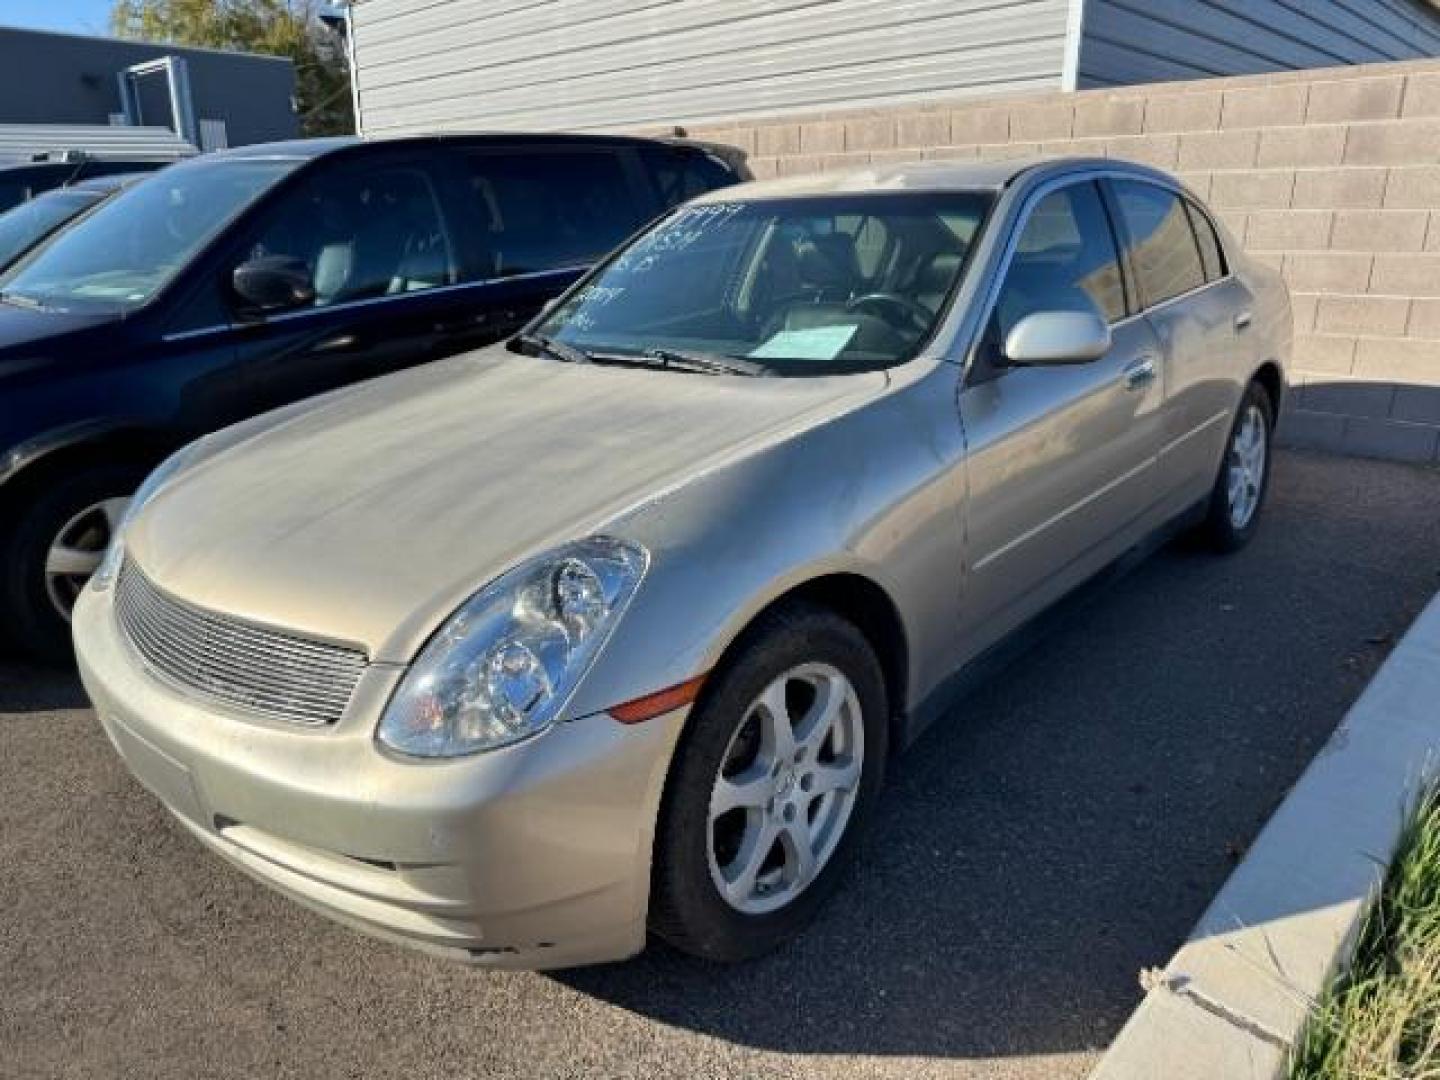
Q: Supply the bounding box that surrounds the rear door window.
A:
[454,149,643,279]
[1185,200,1227,282]
[1111,180,1208,308]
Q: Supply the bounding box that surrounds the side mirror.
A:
[1004,309,1112,366]
[232,255,315,313]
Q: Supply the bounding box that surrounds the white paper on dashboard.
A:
[749,324,857,360]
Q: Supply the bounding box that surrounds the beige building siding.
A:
[668,58,1440,464]
[349,0,1073,136]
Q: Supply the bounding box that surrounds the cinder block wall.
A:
[672,58,1440,464]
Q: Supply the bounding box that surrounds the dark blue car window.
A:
[455,150,641,279]
[241,164,455,308]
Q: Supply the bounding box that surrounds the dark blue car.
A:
[0,133,748,660]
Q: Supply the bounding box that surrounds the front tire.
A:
[650,602,888,962]
[1198,381,1274,553]
[2,465,142,664]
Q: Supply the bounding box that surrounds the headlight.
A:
[89,441,203,591]
[377,537,648,758]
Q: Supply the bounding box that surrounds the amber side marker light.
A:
[609,673,708,724]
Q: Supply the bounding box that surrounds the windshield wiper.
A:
[640,348,769,377]
[517,334,767,377]
[514,331,592,365]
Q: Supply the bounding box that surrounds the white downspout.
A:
[344,0,364,137]
[1061,0,1087,92]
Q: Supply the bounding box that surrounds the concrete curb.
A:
[1090,590,1440,1080]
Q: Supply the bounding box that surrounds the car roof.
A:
[689,155,1175,201]
[206,131,725,164]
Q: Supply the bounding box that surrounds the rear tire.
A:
[2,465,143,664]
[650,602,888,963]
[1197,381,1274,554]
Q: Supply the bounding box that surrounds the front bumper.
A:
[73,586,687,970]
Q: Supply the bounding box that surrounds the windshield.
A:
[0,190,99,269]
[0,158,299,313]
[532,192,993,375]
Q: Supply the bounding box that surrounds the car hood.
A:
[128,347,887,662]
[0,300,116,354]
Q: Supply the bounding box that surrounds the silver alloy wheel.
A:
[706,662,865,916]
[44,497,129,622]
[1226,404,1267,530]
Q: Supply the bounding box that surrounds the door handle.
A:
[1123,355,1158,391]
[1235,311,1253,331]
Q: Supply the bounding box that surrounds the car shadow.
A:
[550,449,1440,1059]
[0,659,89,713]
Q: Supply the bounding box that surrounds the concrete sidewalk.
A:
[1093,586,1440,1079]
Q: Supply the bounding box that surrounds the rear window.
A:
[455,150,642,279]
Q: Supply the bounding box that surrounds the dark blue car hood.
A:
[0,301,118,354]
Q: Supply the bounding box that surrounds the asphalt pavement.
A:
[3,449,1438,1080]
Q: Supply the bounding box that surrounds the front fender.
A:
[567,363,968,723]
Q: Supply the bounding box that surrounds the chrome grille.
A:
[115,558,367,727]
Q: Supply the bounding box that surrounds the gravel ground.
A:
[3,449,1438,1080]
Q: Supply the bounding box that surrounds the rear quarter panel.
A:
[1236,251,1293,403]
[1212,210,1292,398]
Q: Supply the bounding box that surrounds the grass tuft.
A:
[1291,783,1440,1079]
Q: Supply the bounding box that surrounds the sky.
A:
[2,0,117,36]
